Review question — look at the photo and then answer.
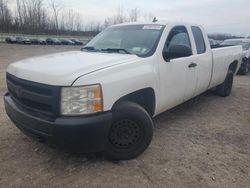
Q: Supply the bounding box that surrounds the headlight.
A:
[61,84,102,115]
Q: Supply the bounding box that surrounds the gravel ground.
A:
[0,43,249,188]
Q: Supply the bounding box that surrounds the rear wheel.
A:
[215,70,234,97]
[105,102,153,160]
[246,61,250,73]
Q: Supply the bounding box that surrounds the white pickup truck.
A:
[4,22,243,160]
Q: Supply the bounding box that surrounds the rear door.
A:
[190,26,213,96]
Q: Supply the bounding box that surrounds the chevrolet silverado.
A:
[4,22,243,160]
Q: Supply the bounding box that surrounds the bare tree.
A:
[114,6,126,24]
[103,6,128,28]
[28,0,46,32]
[15,0,25,29]
[129,8,139,22]
[75,13,83,31]
[144,12,154,22]
[49,0,63,31]
[0,0,98,35]
[0,0,12,32]
[85,21,102,32]
[14,0,48,33]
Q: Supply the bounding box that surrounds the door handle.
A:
[188,63,197,68]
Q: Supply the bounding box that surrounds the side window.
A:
[165,26,192,50]
[163,26,192,61]
[191,26,206,54]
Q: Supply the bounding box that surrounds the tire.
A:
[105,102,153,160]
[246,61,250,73]
[238,61,249,75]
[215,70,234,97]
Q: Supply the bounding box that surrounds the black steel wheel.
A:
[109,119,142,149]
[105,102,153,160]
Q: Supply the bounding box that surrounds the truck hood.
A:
[7,51,140,86]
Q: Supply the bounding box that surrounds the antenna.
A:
[152,17,158,23]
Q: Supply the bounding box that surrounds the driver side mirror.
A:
[163,45,192,61]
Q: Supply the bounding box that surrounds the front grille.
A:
[6,73,60,120]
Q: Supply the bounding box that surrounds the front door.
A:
[158,26,198,113]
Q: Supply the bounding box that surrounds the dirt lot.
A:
[0,43,249,188]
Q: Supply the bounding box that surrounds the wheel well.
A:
[112,88,156,117]
[229,61,238,74]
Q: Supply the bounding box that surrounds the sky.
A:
[8,0,250,36]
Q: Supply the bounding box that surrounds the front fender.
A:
[72,59,158,112]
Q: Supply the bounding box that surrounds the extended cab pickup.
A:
[4,22,243,160]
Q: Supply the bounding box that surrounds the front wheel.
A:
[105,102,153,160]
[215,70,234,97]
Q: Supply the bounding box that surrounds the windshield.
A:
[84,24,165,57]
[221,40,250,50]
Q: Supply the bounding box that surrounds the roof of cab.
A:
[111,21,202,28]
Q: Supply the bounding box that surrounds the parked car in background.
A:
[221,39,250,75]
[30,39,39,45]
[5,37,17,44]
[46,38,61,45]
[70,39,83,45]
[27,38,46,45]
[15,37,22,44]
[37,38,47,45]
[60,39,75,45]
[4,22,243,160]
[16,37,32,45]
[209,39,220,47]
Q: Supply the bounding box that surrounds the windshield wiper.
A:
[81,46,99,52]
[101,48,131,54]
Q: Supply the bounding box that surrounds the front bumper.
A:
[4,93,112,153]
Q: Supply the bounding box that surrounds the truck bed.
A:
[209,45,243,89]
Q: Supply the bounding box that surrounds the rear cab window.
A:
[191,26,206,54]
